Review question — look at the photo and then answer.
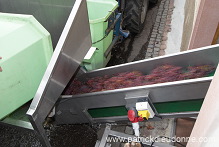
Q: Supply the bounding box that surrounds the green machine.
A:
[0,13,53,119]
[83,0,118,71]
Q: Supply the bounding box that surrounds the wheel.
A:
[123,0,149,34]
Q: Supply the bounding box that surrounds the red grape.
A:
[63,64,216,95]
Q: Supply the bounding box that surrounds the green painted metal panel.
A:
[88,99,204,118]
[83,0,118,70]
[154,99,204,113]
[0,13,53,119]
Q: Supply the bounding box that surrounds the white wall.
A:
[188,47,219,146]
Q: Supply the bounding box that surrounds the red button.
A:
[128,110,136,122]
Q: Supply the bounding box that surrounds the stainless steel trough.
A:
[55,44,219,124]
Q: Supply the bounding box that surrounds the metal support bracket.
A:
[104,13,122,58]
[125,91,162,120]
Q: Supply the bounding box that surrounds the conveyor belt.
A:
[87,99,203,118]
[55,45,219,125]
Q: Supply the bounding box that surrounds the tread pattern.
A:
[123,0,148,34]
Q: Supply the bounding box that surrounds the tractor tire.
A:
[123,0,149,34]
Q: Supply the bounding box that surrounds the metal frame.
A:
[125,91,160,116]
[26,0,92,146]
[104,13,122,58]
[56,77,211,124]
[95,124,175,147]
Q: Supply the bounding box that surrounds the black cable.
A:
[92,33,108,45]
[150,136,186,147]
[92,18,116,45]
